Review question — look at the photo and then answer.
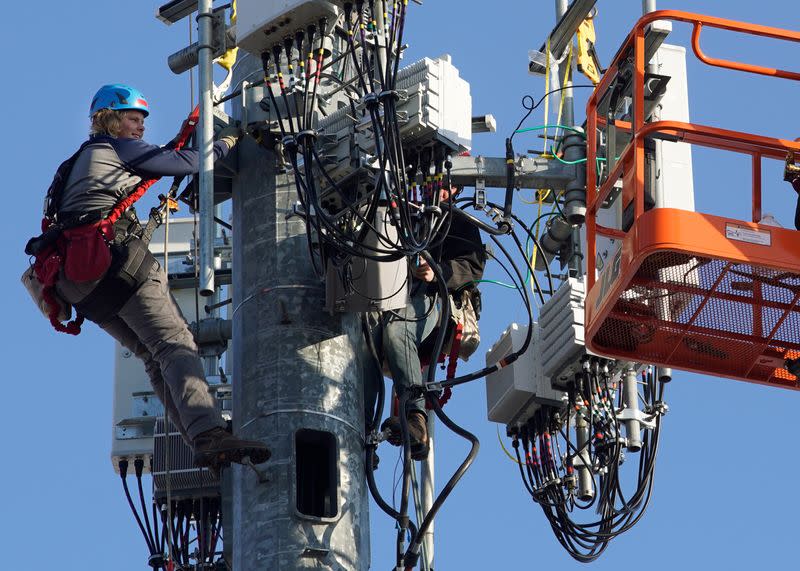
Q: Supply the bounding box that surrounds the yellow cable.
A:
[542,37,551,156]
[519,188,541,205]
[497,425,521,464]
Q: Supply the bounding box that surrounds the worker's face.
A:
[118,110,146,139]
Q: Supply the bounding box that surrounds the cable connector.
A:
[367,428,393,445]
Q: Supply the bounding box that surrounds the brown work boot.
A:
[381,411,430,461]
[192,427,271,468]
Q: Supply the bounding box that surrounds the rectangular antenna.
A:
[156,0,197,25]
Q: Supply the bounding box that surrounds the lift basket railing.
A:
[585,10,800,388]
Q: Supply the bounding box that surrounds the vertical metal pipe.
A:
[554,0,574,127]
[642,0,666,220]
[198,0,215,296]
[554,0,584,273]
[623,368,642,452]
[420,414,435,567]
[409,462,430,571]
[574,413,594,501]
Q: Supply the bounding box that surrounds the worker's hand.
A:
[217,125,243,149]
[413,260,435,283]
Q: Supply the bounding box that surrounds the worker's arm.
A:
[109,137,233,179]
[439,221,486,292]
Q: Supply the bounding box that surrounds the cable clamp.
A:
[282,134,299,151]
[647,401,669,417]
[616,407,656,429]
[483,205,512,229]
[362,92,379,110]
[474,179,487,210]
[285,202,307,221]
[367,428,392,445]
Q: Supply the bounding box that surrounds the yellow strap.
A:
[577,15,601,84]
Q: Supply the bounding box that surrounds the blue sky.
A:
[2,1,798,569]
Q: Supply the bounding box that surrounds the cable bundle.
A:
[256,1,465,282]
[511,363,668,562]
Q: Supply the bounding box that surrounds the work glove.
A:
[217,125,242,150]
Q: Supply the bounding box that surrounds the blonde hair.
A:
[90,108,125,137]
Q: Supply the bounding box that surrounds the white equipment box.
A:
[237,0,340,56]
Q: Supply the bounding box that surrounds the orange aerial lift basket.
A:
[584,11,800,389]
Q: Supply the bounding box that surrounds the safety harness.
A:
[25,107,199,334]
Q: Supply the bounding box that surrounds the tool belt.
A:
[74,234,157,324]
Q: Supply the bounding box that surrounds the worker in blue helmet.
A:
[89,83,151,117]
[45,84,270,469]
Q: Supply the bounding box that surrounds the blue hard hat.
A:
[89,84,150,117]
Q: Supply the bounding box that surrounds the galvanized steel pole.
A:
[228,53,370,571]
[197,0,215,296]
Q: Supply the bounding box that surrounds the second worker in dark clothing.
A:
[368,186,486,460]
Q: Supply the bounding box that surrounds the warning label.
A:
[725,223,771,246]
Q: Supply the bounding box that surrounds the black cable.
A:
[403,394,480,570]
[509,85,596,141]
[118,460,155,555]
[134,458,157,555]
[361,313,386,432]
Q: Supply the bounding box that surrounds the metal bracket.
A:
[242,457,269,484]
[301,547,330,559]
[616,407,656,430]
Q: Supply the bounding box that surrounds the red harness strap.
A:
[36,106,199,335]
[34,230,84,335]
[106,105,199,225]
[436,322,462,408]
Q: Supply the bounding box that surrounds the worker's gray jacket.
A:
[58,134,231,216]
[55,134,232,305]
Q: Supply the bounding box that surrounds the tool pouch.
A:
[74,236,157,324]
[62,220,114,283]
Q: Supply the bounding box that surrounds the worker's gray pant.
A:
[367,290,440,416]
[58,264,226,443]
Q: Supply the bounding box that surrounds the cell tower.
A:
[105,1,800,569]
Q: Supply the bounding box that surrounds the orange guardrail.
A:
[584,11,800,387]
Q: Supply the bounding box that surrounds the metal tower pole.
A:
[642,0,665,203]
[553,0,586,271]
[197,0,215,296]
[419,416,435,568]
[228,53,370,571]
[554,0,574,127]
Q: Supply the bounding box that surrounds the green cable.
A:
[514,124,586,137]
[471,279,519,290]
[552,154,590,165]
